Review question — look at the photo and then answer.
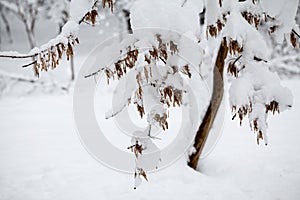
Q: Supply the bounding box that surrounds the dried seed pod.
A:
[169,41,178,55]
[228,39,243,55]
[180,65,192,78]
[290,32,297,48]
[208,25,217,37]
[216,19,224,32]
[265,100,279,114]
[33,62,40,77]
[66,42,73,60]
[102,0,114,12]
[269,25,278,34]
[136,104,145,118]
[149,48,159,60]
[227,62,239,77]
[128,141,144,158]
[144,55,151,64]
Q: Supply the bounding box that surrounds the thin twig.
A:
[233,55,242,65]
[84,68,105,78]
[22,60,37,68]
[181,0,188,7]
[0,53,38,59]
[105,103,127,119]
[292,29,300,39]
[159,56,166,64]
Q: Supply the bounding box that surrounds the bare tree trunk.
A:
[0,11,13,43]
[24,22,36,49]
[188,38,228,170]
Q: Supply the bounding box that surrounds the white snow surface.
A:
[0,80,299,199]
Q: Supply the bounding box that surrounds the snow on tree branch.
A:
[204,0,299,144]
[0,0,113,77]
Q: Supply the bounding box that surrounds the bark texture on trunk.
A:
[188,38,228,170]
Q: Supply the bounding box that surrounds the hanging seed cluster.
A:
[241,11,260,29]
[127,141,144,158]
[250,118,264,145]
[160,86,183,108]
[85,9,98,25]
[232,104,264,144]
[227,61,240,78]
[228,39,243,55]
[207,19,225,38]
[33,37,79,77]
[102,36,191,131]
[232,104,252,126]
[102,0,113,12]
[134,167,148,188]
[232,99,281,145]
[265,100,280,114]
[226,39,243,77]
[207,12,229,38]
[152,112,169,131]
[128,141,148,188]
[290,32,297,47]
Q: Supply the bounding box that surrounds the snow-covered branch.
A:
[0,0,113,77]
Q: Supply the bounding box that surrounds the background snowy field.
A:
[0,10,300,200]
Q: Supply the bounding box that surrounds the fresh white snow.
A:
[0,80,299,199]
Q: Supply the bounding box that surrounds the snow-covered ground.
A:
[0,79,299,200]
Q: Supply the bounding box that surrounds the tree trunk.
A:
[24,23,36,49]
[0,11,13,43]
[188,38,228,170]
